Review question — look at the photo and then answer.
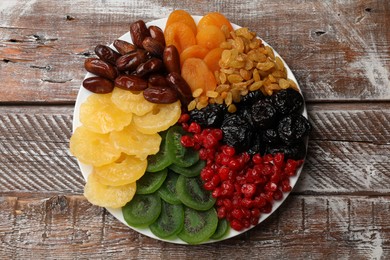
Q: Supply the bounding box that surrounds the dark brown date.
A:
[142,37,165,57]
[94,44,121,65]
[135,58,163,77]
[84,58,118,80]
[113,39,137,55]
[149,26,165,47]
[163,45,181,74]
[143,85,178,104]
[148,74,169,88]
[82,76,114,93]
[130,20,150,48]
[115,49,148,72]
[115,74,148,91]
[166,72,192,106]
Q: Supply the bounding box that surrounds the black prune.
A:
[189,104,225,128]
[262,128,281,144]
[238,90,265,108]
[247,132,265,155]
[221,114,253,152]
[251,99,279,129]
[278,114,311,144]
[265,141,307,160]
[272,89,304,115]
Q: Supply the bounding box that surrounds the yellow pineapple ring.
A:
[133,100,181,134]
[110,123,162,160]
[69,126,121,167]
[80,93,133,134]
[94,154,147,186]
[84,172,136,208]
[111,88,156,116]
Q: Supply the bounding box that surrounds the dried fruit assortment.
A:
[70,9,310,244]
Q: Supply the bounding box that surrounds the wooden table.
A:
[1,0,389,259]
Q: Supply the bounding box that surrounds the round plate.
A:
[72,16,307,244]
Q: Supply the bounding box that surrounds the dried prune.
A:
[247,133,265,155]
[262,128,281,144]
[221,114,253,152]
[251,99,278,129]
[238,90,265,108]
[189,104,225,128]
[272,89,304,115]
[265,141,307,160]
[278,114,311,144]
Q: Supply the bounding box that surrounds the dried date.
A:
[82,76,114,93]
[143,85,178,104]
[84,58,118,80]
[115,75,148,91]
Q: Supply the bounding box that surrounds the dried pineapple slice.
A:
[84,172,136,208]
[69,126,120,167]
[111,88,156,116]
[133,100,181,134]
[110,123,161,160]
[94,154,147,186]
[80,93,133,134]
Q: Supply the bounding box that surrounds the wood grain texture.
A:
[0,195,388,259]
[1,0,389,103]
[0,104,389,196]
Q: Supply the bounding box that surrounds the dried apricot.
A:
[196,25,226,50]
[84,172,136,208]
[181,58,217,93]
[164,22,196,53]
[203,47,223,73]
[197,12,233,32]
[180,45,209,66]
[165,10,197,35]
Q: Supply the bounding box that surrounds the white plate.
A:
[72,16,307,244]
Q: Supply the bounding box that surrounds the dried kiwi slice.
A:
[147,131,172,172]
[176,175,215,211]
[122,193,161,227]
[166,125,199,167]
[169,159,206,177]
[136,169,168,194]
[149,201,184,239]
[177,206,218,244]
[157,170,181,205]
[210,218,229,240]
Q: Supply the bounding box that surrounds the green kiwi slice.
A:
[177,206,218,244]
[169,159,206,177]
[176,175,216,211]
[149,201,184,239]
[147,131,172,172]
[166,125,199,167]
[122,193,161,227]
[157,170,181,205]
[210,218,230,240]
[136,169,168,194]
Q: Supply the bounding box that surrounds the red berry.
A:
[218,166,231,181]
[241,198,253,208]
[178,113,190,123]
[200,167,214,181]
[180,135,194,147]
[273,189,283,200]
[274,153,285,168]
[188,122,201,134]
[211,129,223,141]
[265,182,278,192]
[203,181,215,191]
[231,208,244,219]
[263,154,273,164]
[217,206,227,219]
[228,158,241,170]
[251,208,261,218]
[203,133,218,148]
[221,145,235,157]
[230,219,244,231]
[241,183,256,198]
[181,122,189,131]
[212,187,222,198]
[211,174,221,187]
[252,153,263,164]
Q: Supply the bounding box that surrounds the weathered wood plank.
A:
[0,104,389,195]
[0,195,388,259]
[0,0,389,103]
